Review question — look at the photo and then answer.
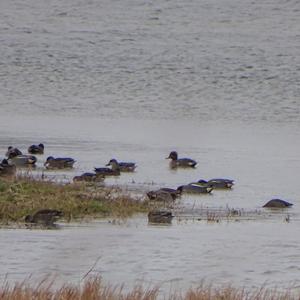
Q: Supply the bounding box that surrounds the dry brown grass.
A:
[0,277,298,300]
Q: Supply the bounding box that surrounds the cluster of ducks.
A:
[0,145,294,226]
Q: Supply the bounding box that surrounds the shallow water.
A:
[0,0,300,293]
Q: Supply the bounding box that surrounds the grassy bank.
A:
[0,277,298,300]
[0,177,149,224]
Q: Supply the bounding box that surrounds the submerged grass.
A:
[0,276,298,300]
[0,176,149,224]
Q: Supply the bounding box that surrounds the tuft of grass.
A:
[0,276,298,300]
[0,177,149,224]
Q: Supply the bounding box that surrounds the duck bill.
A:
[206,187,213,193]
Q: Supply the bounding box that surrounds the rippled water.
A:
[0,0,299,293]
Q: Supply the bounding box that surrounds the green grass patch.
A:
[0,177,149,224]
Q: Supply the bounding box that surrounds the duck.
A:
[28,143,44,154]
[25,209,63,226]
[177,184,213,194]
[5,146,23,159]
[193,178,234,189]
[73,172,104,182]
[106,159,136,172]
[263,199,293,208]
[44,156,75,169]
[94,163,120,176]
[8,155,37,166]
[0,159,16,176]
[166,151,197,168]
[148,209,174,224]
[147,188,181,201]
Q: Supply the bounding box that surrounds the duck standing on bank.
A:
[166,151,197,168]
[106,159,136,172]
[25,209,63,226]
[0,159,16,176]
[28,143,44,154]
[44,156,76,169]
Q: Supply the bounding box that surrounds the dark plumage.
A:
[166,151,197,168]
[0,159,16,176]
[25,209,63,225]
[106,159,136,172]
[28,143,44,154]
[148,209,174,224]
[5,146,22,159]
[194,178,235,189]
[147,188,181,201]
[44,156,75,169]
[177,184,213,194]
[263,199,293,208]
[94,166,120,176]
[8,155,37,166]
[73,172,104,182]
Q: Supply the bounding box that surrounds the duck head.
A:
[1,159,9,166]
[44,156,54,166]
[25,214,34,223]
[106,159,118,166]
[166,151,178,160]
[39,143,44,149]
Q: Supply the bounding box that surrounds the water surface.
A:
[0,0,299,293]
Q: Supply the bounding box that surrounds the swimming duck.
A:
[147,188,181,201]
[177,184,213,194]
[0,159,16,176]
[73,172,104,182]
[5,146,22,159]
[8,155,37,166]
[28,143,44,154]
[263,199,293,208]
[194,178,234,189]
[106,159,136,172]
[94,163,120,176]
[148,209,174,224]
[25,209,63,226]
[166,151,197,168]
[44,156,75,169]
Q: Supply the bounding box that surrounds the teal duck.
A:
[148,209,174,224]
[5,146,22,159]
[263,199,293,208]
[147,188,181,201]
[194,178,234,189]
[106,159,136,172]
[0,159,16,176]
[8,155,37,166]
[28,143,44,154]
[94,162,120,176]
[25,209,63,225]
[177,184,213,194]
[44,156,75,169]
[166,151,197,168]
[73,172,104,182]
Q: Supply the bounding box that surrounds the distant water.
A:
[0,0,300,294]
[0,0,299,122]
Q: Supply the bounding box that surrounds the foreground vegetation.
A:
[0,276,298,300]
[0,177,149,224]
